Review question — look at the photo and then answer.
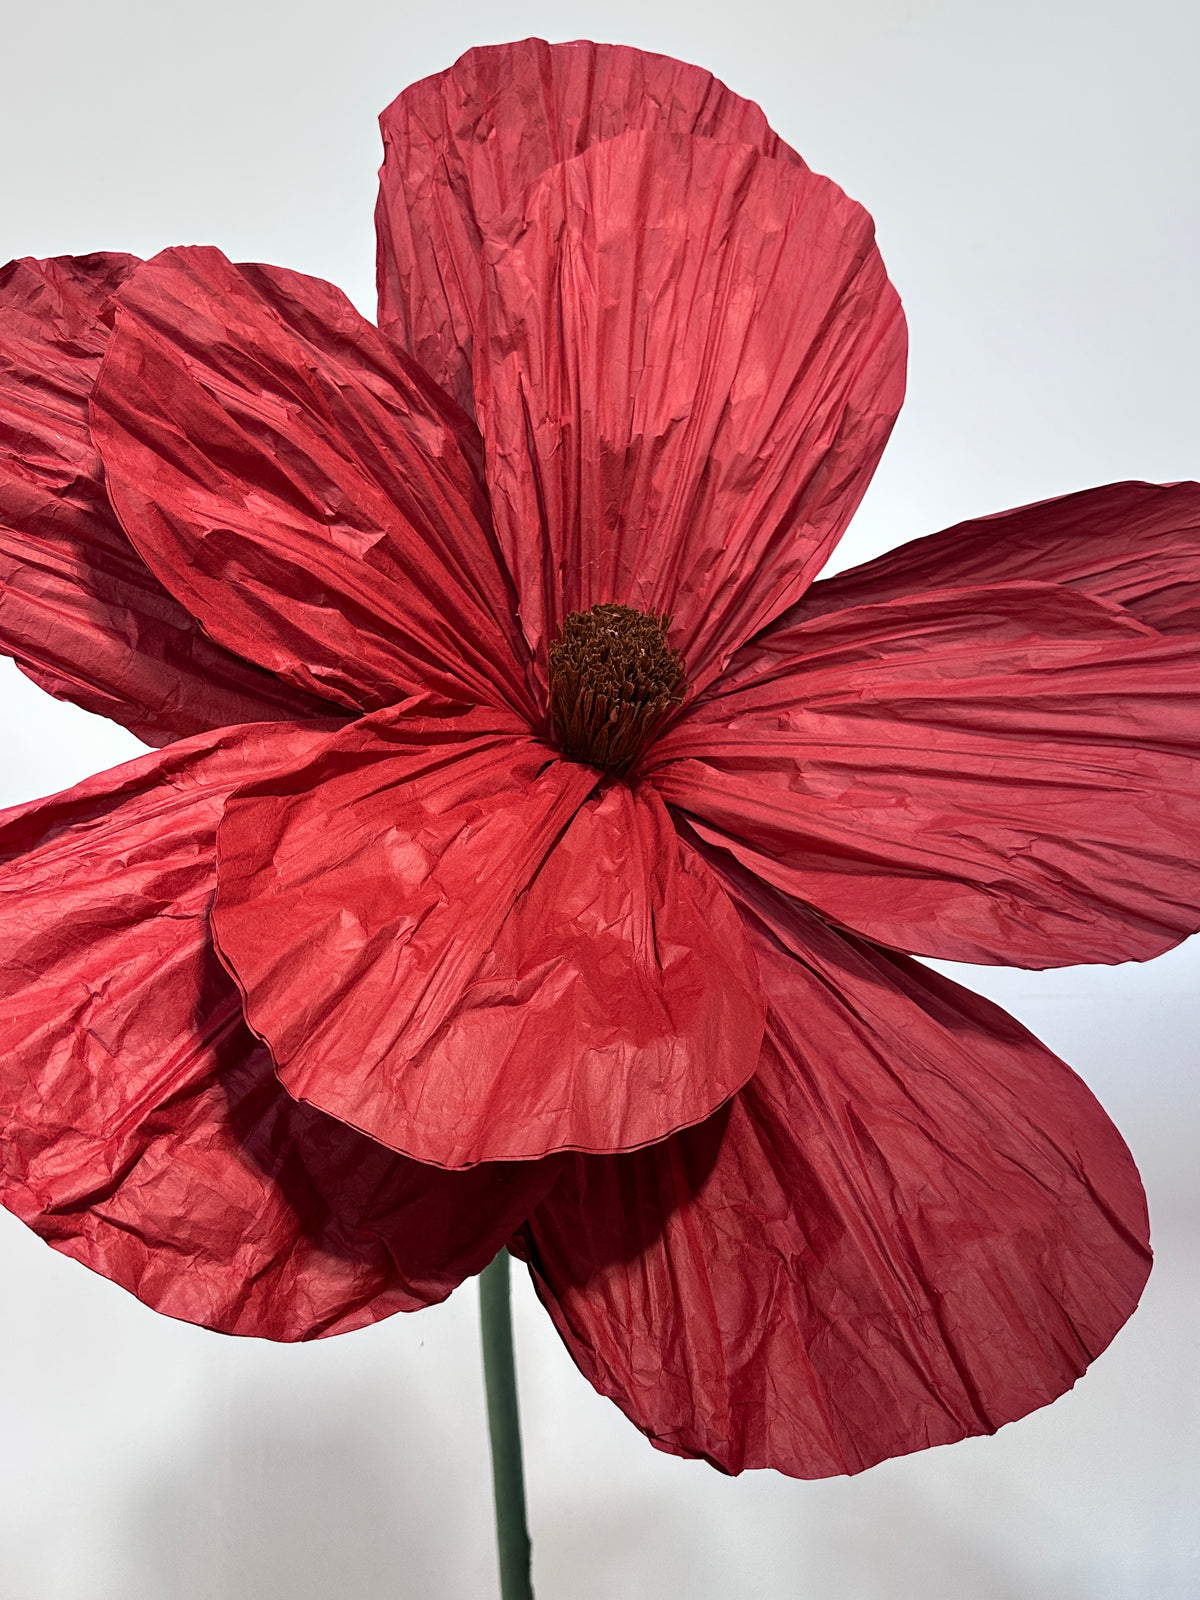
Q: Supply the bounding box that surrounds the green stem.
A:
[479,1250,535,1600]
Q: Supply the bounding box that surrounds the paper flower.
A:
[2,39,1198,1479]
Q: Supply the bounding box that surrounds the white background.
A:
[1,2,1197,1596]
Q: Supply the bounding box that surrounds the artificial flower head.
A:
[3,38,1199,1478]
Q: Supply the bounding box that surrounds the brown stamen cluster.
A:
[548,603,686,775]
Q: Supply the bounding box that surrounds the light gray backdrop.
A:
[1,2,1197,1596]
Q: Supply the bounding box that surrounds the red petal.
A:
[649,582,1200,966]
[475,131,906,698]
[376,38,803,416]
[90,247,535,720]
[212,702,765,1166]
[0,725,559,1339]
[0,254,338,744]
[785,480,1200,634]
[522,864,1150,1478]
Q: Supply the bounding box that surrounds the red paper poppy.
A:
[2,38,1198,1477]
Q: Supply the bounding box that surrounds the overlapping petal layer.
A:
[475,129,906,696]
[0,723,559,1338]
[0,254,337,743]
[212,701,765,1167]
[376,36,804,415]
[783,480,1200,635]
[90,247,535,720]
[649,582,1200,966]
[521,861,1150,1478]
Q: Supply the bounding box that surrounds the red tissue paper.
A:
[2,38,1198,1478]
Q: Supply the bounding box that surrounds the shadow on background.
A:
[122,1367,493,1600]
[529,1469,1093,1600]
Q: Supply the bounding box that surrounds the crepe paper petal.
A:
[212,700,765,1167]
[376,37,804,416]
[521,862,1150,1479]
[0,254,339,744]
[648,581,1200,968]
[0,721,561,1339]
[777,480,1200,636]
[90,247,536,722]
[474,129,906,699]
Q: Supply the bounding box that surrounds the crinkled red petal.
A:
[0,253,338,744]
[375,36,804,415]
[0,725,561,1339]
[779,480,1200,635]
[90,247,535,721]
[475,130,906,699]
[521,861,1150,1478]
[212,701,765,1167]
[649,581,1200,966]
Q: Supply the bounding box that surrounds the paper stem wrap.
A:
[480,1251,535,1600]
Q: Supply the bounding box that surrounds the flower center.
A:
[548,604,686,775]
